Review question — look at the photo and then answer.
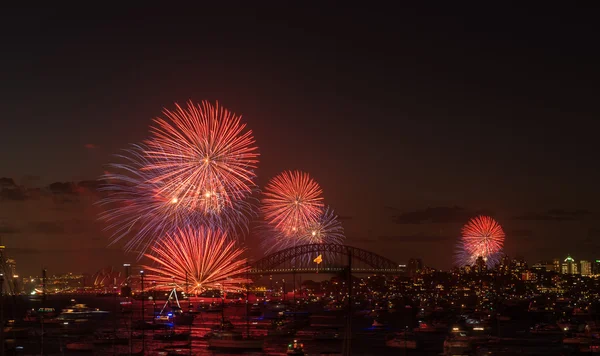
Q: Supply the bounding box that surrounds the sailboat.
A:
[155,287,195,326]
[207,270,265,350]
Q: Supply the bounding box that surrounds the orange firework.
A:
[144,100,259,214]
[261,170,324,235]
[143,227,250,293]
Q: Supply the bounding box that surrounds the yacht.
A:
[58,303,109,320]
[287,339,305,355]
[385,332,418,349]
[207,330,264,350]
[372,319,386,328]
[153,330,191,341]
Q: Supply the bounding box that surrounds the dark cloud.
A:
[9,247,42,255]
[0,177,16,187]
[48,182,77,195]
[507,229,535,238]
[76,180,102,194]
[0,222,19,234]
[84,143,98,149]
[513,209,592,221]
[377,234,451,242]
[391,206,493,224]
[33,221,65,234]
[0,187,27,200]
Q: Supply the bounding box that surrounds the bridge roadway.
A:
[249,267,405,275]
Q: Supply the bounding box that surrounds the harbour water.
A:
[0,295,585,355]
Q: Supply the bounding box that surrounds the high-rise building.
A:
[475,256,487,273]
[562,255,579,275]
[593,260,600,275]
[553,258,561,272]
[580,260,592,276]
[407,258,423,276]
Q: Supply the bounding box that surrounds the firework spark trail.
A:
[455,215,505,268]
[144,101,259,213]
[261,170,324,235]
[301,207,345,245]
[98,144,256,257]
[261,207,345,264]
[143,227,250,293]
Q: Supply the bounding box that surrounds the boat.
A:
[287,339,305,355]
[171,306,195,326]
[314,330,343,340]
[93,331,129,345]
[372,319,386,328]
[211,319,235,332]
[386,332,418,349]
[153,330,191,341]
[207,330,264,350]
[414,320,438,333]
[65,342,94,352]
[530,323,563,335]
[443,335,472,355]
[133,320,170,330]
[3,320,31,339]
[206,266,264,351]
[57,303,109,320]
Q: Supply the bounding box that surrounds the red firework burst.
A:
[457,215,505,267]
[143,227,250,293]
[261,170,324,235]
[144,101,259,213]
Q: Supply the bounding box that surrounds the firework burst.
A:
[143,227,250,293]
[302,207,345,244]
[261,207,345,265]
[455,215,505,268]
[144,100,259,213]
[261,170,324,235]
[98,145,256,257]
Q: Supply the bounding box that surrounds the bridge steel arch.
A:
[250,243,403,274]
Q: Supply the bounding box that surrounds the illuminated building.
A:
[532,261,554,272]
[580,260,591,276]
[561,255,578,275]
[553,258,561,272]
[407,258,423,276]
[474,256,486,273]
[521,271,537,282]
[593,260,600,275]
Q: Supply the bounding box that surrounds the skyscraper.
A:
[553,258,561,272]
[407,258,423,276]
[562,255,578,275]
[580,260,591,276]
[593,260,600,275]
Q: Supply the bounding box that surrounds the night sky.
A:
[1,4,599,276]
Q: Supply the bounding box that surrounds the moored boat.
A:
[207,330,264,350]
[287,339,305,355]
[65,342,94,352]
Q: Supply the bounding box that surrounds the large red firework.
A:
[456,215,505,267]
[143,227,250,293]
[99,144,256,257]
[144,101,259,213]
[261,170,324,235]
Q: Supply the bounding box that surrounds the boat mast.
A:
[246,263,249,338]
